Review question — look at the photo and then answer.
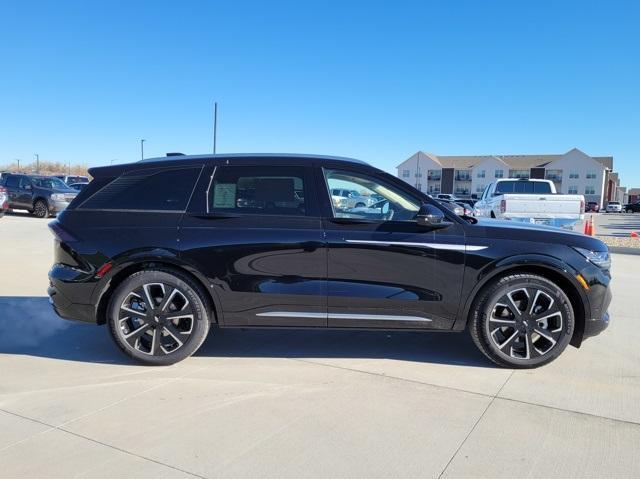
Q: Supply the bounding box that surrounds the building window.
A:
[569,170,579,179]
[476,184,485,193]
[568,185,578,194]
[416,183,422,191]
[455,187,470,196]
[509,169,529,179]
[455,170,471,181]
[495,169,504,178]
[428,185,440,194]
[545,169,563,182]
[477,170,485,178]
[585,185,596,195]
[401,169,410,178]
[586,171,597,179]
[414,172,422,178]
[427,169,441,181]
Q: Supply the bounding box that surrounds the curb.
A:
[608,246,640,256]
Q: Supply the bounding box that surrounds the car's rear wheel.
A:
[108,269,210,365]
[355,202,366,208]
[469,273,574,368]
[33,200,49,218]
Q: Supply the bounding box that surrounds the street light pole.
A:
[140,139,146,161]
[16,159,20,172]
[34,154,39,173]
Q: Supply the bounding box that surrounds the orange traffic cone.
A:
[583,218,589,235]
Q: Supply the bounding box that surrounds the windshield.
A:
[494,181,552,194]
[31,177,69,189]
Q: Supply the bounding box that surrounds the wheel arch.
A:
[94,258,221,326]
[456,255,589,348]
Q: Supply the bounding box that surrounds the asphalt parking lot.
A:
[1,213,639,478]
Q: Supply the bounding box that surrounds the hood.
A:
[467,218,608,251]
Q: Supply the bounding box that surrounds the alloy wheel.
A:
[487,287,563,360]
[34,201,48,218]
[117,282,195,356]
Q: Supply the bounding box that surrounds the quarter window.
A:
[209,166,307,216]
[324,169,420,222]
[80,167,201,211]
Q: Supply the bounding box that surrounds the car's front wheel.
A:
[33,200,49,218]
[469,273,574,368]
[108,269,211,365]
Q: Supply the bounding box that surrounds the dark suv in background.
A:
[48,154,612,368]
[3,174,78,218]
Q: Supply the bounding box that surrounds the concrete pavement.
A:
[1,213,639,478]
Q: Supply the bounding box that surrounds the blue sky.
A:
[1,1,639,186]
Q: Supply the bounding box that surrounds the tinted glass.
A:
[5,176,20,188]
[494,181,552,194]
[80,167,200,211]
[31,177,68,189]
[324,169,420,221]
[209,166,307,216]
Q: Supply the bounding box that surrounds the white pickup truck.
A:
[474,179,585,229]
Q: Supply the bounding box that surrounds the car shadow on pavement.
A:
[0,296,495,368]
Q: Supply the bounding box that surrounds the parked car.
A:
[68,182,89,192]
[331,188,375,210]
[436,193,460,201]
[623,202,640,213]
[605,201,622,213]
[0,185,8,217]
[3,174,78,218]
[474,179,585,228]
[55,175,90,185]
[585,202,600,213]
[48,153,611,368]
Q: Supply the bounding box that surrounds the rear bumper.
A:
[48,264,99,323]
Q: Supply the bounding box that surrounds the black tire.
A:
[33,200,49,218]
[107,269,211,365]
[469,273,574,368]
[490,211,496,218]
[355,202,366,208]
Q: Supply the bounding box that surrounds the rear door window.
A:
[5,176,20,188]
[208,166,308,216]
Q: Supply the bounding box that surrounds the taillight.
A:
[48,220,78,242]
[500,199,506,214]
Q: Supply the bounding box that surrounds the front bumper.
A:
[49,200,71,214]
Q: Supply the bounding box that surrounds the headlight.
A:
[573,247,611,270]
[51,193,66,201]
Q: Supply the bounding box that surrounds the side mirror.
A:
[416,203,449,228]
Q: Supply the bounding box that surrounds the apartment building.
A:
[397,148,616,207]
[627,188,640,204]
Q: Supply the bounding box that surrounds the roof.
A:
[399,148,613,171]
[139,153,368,165]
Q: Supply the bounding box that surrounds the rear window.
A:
[5,176,20,188]
[78,167,201,211]
[494,181,553,194]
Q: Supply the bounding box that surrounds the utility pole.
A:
[16,159,20,172]
[34,153,39,173]
[213,102,218,154]
[68,160,71,175]
[140,139,146,161]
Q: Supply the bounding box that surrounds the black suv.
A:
[623,202,640,213]
[48,154,612,368]
[3,174,78,218]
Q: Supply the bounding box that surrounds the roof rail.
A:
[166,152,185,157]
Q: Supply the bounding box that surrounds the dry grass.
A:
[0,160,90,177]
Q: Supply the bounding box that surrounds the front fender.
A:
[454,253,591,331]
